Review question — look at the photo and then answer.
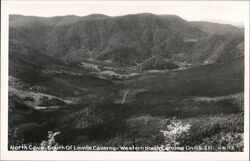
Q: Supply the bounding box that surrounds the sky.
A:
[3,0,248,26]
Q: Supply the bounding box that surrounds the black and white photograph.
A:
[1,0,249,160]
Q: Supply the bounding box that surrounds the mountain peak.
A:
[83,14,110,19]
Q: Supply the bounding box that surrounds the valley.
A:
[8,13,244,151]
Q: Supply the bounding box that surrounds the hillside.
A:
[8,13,245,151]
[190,21,244,35]
[9,13,244,71]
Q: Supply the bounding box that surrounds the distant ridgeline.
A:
[9,13,244,71]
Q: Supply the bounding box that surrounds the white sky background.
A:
[4,1,248,26]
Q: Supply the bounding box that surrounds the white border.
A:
[1,1,249,160]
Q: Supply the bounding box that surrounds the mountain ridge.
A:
[9,13,244,71]
[10,13,243,27]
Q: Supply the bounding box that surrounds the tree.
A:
[160,121,191,148]
[8,128,24,147]
[40,131,61,151]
